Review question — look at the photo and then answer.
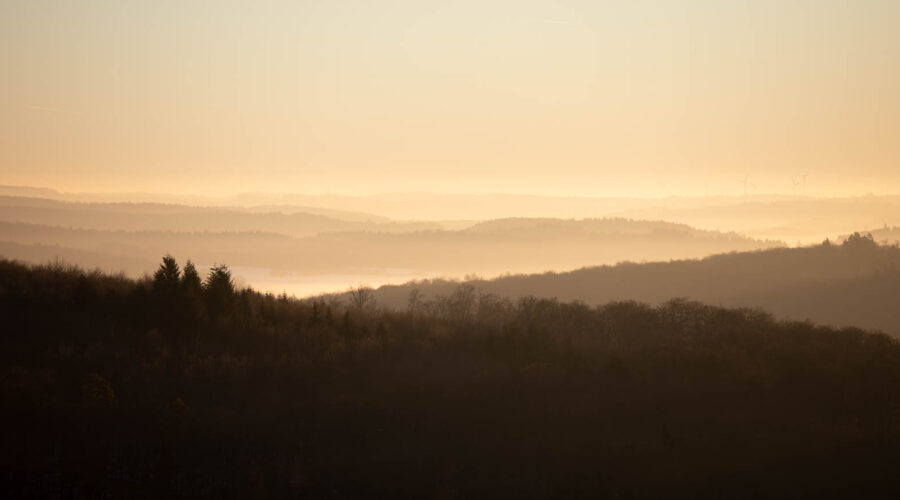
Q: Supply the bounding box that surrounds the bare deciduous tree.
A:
[348,285,376,313]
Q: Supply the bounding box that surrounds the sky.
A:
[1,0,898,197]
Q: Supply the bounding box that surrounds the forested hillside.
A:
[3,258,900,497]
[368,234,900,336]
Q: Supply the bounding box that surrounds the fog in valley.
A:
[4,0,900,496]
[5,187,900,298]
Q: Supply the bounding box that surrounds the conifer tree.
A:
[204,264,235,320]
[153,255,181,290]
[181,260,206,326]
[181,260,202,292]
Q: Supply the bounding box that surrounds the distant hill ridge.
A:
[0,195,441,236]
[462,217,755,239]
[362,234,900,336]
[0,215,780,279]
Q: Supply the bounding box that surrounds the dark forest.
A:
[3,256,900,498]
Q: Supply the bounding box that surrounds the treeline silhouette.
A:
[367,233,900,337]
[3,256,900,498]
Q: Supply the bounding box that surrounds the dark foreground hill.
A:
[3,258,900,498]
[367,233,900,337]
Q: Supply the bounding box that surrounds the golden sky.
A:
[1,0,898,197]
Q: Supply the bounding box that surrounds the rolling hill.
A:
[364,234,900,336]
[2,258,899,497]
[0,217,781,281]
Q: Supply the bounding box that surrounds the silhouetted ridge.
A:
[2,256,900,497]
[365,234,900,336]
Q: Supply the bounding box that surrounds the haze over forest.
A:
[5,186,900,297]
[3,0,900,497]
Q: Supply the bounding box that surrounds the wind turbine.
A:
[739,175,749,197]
[801,173,808,195]
[792,177,801,195]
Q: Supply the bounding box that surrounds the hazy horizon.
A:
[5,181,891,202]
[4,2,900,495]
[3,0,900,198]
